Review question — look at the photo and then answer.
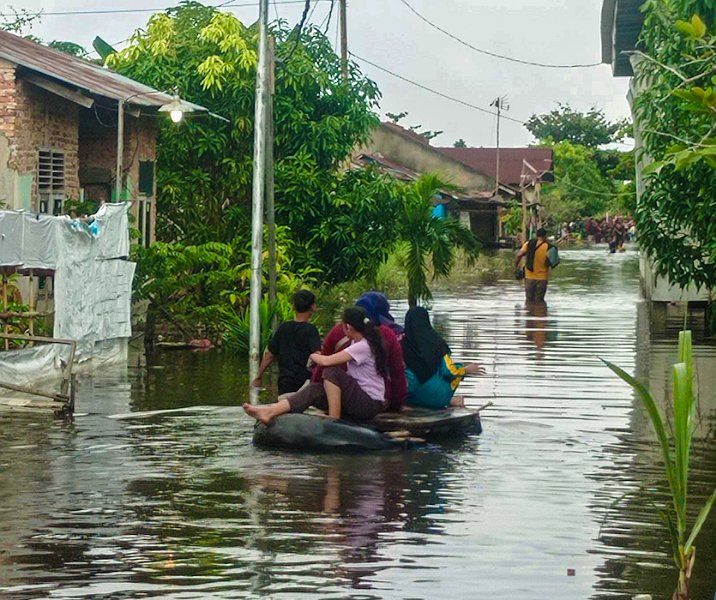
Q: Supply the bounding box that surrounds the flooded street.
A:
[1,247,714,599]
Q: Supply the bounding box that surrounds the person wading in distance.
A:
[514,227,551,305]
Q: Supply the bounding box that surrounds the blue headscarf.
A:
[355,291,404,334]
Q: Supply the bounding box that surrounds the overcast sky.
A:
[6,0,633,148]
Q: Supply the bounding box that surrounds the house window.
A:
[138,161,155,196]
[38,149,65,214]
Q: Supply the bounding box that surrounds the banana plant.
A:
[602,331,716,600]
[398,174,480,307]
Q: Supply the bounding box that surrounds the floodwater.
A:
[1,247,715,600]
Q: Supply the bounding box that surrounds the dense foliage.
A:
[132,227,314,346]
[398,175,479,306]
[524,105,636,226]
[108,2,483,345]
[633,2,716,290]
[525,104,629,148]
[109,1,402,284]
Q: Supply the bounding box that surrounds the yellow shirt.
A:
[521,240,549,281]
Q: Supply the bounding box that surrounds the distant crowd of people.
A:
[557,216,635,252]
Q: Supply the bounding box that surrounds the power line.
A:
[558,179,634,197]
[349,51,526,125]
[0,0,330,17]
[397,0,603,69]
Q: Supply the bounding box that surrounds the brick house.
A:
[0,29,203,246]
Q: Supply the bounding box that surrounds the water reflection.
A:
[0,247,715,599]
[524,303,549,352]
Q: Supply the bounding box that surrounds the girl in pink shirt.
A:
[243,307,389,424]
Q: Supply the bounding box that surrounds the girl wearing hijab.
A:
[401,306,485,409]
[244,307,389,424]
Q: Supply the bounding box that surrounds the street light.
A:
[158,95,195,123]
[116,91,194,202]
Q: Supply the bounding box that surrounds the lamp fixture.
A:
[158,95,194,123]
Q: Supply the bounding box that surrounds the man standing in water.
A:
[515,228,551,305]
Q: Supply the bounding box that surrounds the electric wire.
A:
[349,51,525,124]
[397,0,603,69]
[276,0,312,68]
[31,0,628,200]
[0,0,332,17]
[350,57,630,198]
[319,0,335,36]
[558,179,634,197]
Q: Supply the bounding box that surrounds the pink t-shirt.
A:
[345,338,385,402]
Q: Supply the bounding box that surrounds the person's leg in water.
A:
[243,398,291,425]
[534,280,548,305]
[244,382,327,424]
[525,279,537,305]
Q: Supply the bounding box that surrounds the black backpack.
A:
[525,240,545,271]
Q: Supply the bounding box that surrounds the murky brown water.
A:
[1,247,714,600]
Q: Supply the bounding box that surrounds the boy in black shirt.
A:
[251,290,321,395]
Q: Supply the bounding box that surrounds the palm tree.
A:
[399,174,480,306]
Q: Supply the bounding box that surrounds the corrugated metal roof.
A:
[435,147,554,186]
[0,29,205,111]
[600,0,644,77]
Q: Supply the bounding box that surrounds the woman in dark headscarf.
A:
[401,306,484,409]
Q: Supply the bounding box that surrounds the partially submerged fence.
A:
[0,332,76,416]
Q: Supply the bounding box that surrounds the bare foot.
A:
[243,403,275,425]
[450,396,465,408]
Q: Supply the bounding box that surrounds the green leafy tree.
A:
[633,5,716,291]
[525,103,629,148]
[46,40,86,57]
[453,138,467,148]
[132,241,239,346]
[525,104,635,224]
[108,2,393,284]
[538,140,632,224]
[275,157,405,283]
[398,174,480,306]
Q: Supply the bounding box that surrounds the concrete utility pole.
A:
[266,36,277,332]
[248,0,271,403]
[340,0,348,80]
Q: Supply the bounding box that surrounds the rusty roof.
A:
[435,147,554,186]
[0,29,204,110]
